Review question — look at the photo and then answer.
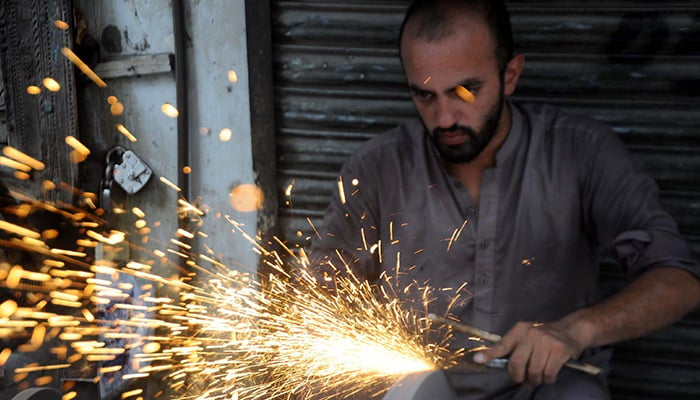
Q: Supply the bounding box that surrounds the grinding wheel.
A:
[383,370,456,400]
[11,388,62,400]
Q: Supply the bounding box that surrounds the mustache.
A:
[432,124,476,138]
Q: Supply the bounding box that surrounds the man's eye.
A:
[413,91,432,100]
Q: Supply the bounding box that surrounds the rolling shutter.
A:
[269,2,700,398]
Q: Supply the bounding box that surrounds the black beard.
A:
[430,94,504,163]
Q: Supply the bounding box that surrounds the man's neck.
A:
[446,102,512,204]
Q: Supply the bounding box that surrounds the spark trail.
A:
[1,23,459,398]
[0,168,457,400]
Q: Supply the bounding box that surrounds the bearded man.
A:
[309,1,700,398]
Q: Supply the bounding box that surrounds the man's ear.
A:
[503,53,525,96]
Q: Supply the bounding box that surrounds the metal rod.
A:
[428,313,502,342]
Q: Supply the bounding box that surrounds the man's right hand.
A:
[472,320,586,386]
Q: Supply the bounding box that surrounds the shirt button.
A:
[479,240,490,250]
[479,275,489,284]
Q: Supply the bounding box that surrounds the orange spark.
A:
[131,207,146,218]
[170,238,192,250]
[3,147,45,170]
[99,365,123,374]
[0,220,41,239]
[178,199,204,216]
[42,229,59,240]
[456,85,475,104]
[159,177,182,192]
[30,326,46,347]
[337,177,346,204]
[0,349,11,366]
[219,128,232,142]
[0,156,32,172]
[0,300,18,318]
[111,102,125,116]
[42,78,61,92]
[50,249,87,258]
[143,342,161,353]
[161,103,179,118]
[14,364,72,373]
[42,180,56,190]
[116,124,138,142]
[229,184,264,212]
[14,171,30,180]
[60,47,107,88]
[65,136,90,163]
[284,180,295,197]
[454,219,469,242]
[54,20,69,30]
[122,373,149,380]
[121,389,144,399]
[62,392,78,400]
[82,309,95,322]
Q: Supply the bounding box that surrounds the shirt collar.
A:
[495,98,522,165]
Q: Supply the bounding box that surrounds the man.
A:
[309,0,700,398]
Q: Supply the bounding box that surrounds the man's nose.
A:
[436,97,458,129]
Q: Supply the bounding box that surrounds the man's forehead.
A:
[402,10,492,51]
[403,3,486,39]
[401,17,495,62]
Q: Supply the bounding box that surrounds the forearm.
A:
[560,267,700,351]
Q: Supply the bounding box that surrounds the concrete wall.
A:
[74,0,259,275]
[187,0,258,273]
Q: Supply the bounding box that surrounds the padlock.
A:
[113,150,152,195]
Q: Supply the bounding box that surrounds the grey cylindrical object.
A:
[384,370,456,400]
[11,388,62,400]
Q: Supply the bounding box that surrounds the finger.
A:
[543,352,568,384]
[526,349,550,387]
[475,322,531,363]
[473,337,513,364]
[507,340,534,384]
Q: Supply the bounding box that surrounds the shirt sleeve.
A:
[308,151,382,284]
[578,120,700,280]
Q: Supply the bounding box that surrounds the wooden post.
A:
[0,0,79,203]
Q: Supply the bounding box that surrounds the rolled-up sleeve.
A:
[579,121,700,280]
[613,229,699,279]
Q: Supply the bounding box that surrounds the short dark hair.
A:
[399,0,515,73]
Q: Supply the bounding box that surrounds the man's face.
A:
[400,15,506,163]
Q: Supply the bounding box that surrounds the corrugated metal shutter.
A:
[270,1,700,398]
